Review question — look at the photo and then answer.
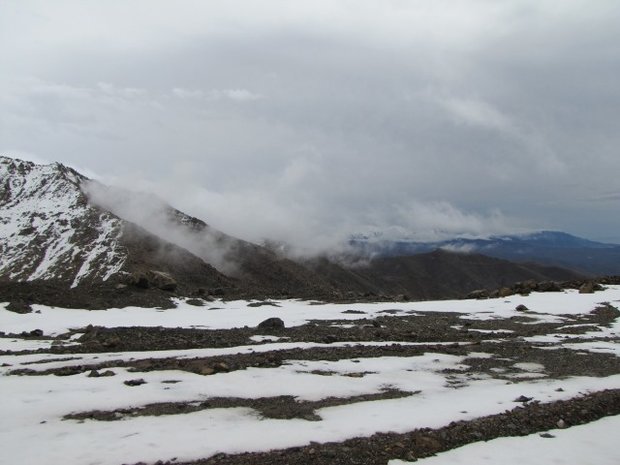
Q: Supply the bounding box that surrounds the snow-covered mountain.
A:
[0,156,342,300]
[0,157,125,287]
[0,156,587,307]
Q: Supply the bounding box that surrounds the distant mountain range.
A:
[350,231,620,276]
[0,156,592,307]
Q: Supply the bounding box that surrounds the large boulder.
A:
[467,289,489,300]
[537,281,562,292]
[129,270,177,291]
[257,317,285,331]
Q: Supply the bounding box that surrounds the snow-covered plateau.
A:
[1,287,619,465]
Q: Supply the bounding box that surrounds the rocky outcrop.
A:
[129,270,178,292]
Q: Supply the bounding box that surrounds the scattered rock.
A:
[515,304,529,312]
[257,317,285,331]
[213,362,230,373]
[124,378,147,387]
[146,271,177,292]
[29,329,44,337]
[210,288,225,296]
[129,271,150,289]
[129,270,177,291]
[514,395,533,403]
[537,281,562,292]
[6,300,33,314]
[556,418,567,429]
[468,290,489,299]
[88,370,115,378]
[579,282,595,294]
[539,433,556,438]
[248,301,280,308]
[185,298,205,307]
[498,287,514,298]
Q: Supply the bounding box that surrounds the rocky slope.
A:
[0,157,126,287]
[0,156,585,307]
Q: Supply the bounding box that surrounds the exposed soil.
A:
[64,389,416,422]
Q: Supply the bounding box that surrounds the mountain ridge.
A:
[350,231,620,276]
[0,156,589,307]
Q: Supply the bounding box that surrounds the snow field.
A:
[0,286,619,464]
[390,414,620,465]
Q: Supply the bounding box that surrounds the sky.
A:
[1,0,620,251]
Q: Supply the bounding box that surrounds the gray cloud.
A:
[2,0,620,247]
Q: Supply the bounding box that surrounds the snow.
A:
[1,287,618,464]
[390,415,620,465]
[0,340,474,374]
[2,285,619,337]
[2,352,618,465]
[0,157,125,285]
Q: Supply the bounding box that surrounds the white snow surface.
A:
[1,285,619,337]
[0,157,125,285]
[390,415,620,465]
[1,287,619,465]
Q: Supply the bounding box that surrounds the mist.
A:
[2,1,620,244]
[83,181,244,275]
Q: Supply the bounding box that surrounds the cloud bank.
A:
[2,0,620,247]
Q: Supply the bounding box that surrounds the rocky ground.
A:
[1,285,619,465]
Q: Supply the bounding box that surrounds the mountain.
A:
[0,156,343,303]
[0,156,585,308]
[307,249,582,300]
[350,231,620,276]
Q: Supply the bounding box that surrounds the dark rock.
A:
[248,301,280,308]
[579,282,595,294]
[468,289,489,299]
[498,287,514,298]
[129,272,150,289]
[6,300,33,314]
[29,329,44,337]
[537,281,562,292]
[514,395,533,403]
[146,271,177,292]
[213,362,230,373]
[88,369,115,378]
[257,317,285,331]
[515,304,529,312]
[128,270,177,291]
[124,378,147,386]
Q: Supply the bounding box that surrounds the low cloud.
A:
[83,181,243,275]
[172,87,263,102]
[2,1,620,244]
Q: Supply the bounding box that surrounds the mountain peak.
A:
[0,156,125,287]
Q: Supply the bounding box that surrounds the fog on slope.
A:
[83,181,242,275]
[92,173,523,259]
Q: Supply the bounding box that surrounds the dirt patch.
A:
[64,389,416,422]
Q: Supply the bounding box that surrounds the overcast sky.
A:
[1,0,620,250]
